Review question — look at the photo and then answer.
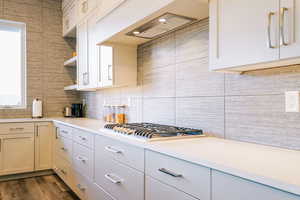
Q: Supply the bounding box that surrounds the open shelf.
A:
[64,84,78,91]
[64,56,77,67]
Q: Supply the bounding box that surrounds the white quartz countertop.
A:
[1,117,300,195]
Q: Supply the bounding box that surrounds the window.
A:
[0,20,26,108]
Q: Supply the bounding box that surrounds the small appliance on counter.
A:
[71,103,83,118]
[32,98,43,118]
[63,106,72,117]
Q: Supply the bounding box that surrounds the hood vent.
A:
[126,13,196,39]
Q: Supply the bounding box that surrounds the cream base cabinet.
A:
[0,134,34,175]
[212,170,300,200]
[35,123,53,171]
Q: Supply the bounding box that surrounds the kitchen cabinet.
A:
[210,0,300,72]
[63,0,78,37]
[35,123,53,171]
[98,44,137,88]
[212,170,300,200]
[78,0,98,22]
[0,134,34,175]
[145,176,197,200]
[96,0,126,22]
[77,20,89,90]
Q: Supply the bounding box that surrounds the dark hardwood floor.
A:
[0,175,79,200]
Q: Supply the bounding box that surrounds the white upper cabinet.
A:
[78,0,98,22]
[210,0,300,72]
[62,0,78,37]
[96,0,126,22]
[280,0,300,59]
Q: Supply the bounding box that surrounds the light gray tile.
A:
[143,65,176,98]
[225,95,300,150]
[176,58,224,97]
[0,0,3,17]
[176,97,225,138]
[175,19,209,63]
[225,65,300,96]
[142,34,176,69]
[143,98,176,125]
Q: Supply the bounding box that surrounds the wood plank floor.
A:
[0,175,79,200]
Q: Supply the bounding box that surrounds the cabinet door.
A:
[35,123,53,171]
[145,176,197,200]
[212,170,300,200]
[210,0,280,70]
[100,45,113,87]
[280,0,300,59]
[0,134,34,175]
[96,0,126,21]
[77,21,89,90]
[87,11,101,89]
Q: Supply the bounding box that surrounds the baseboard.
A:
[0,169,55,182]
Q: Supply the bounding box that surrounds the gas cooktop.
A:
[104,123,204,141]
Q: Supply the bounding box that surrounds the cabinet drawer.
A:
[95,135,144,171]
[95,158,144,200]
[90,183,116,200]
[57,125,73,139]
[0,123,34,134]
[146,176,197,200]
[55,136,73,163]
[54,155,72,185]
[71,170,90,200]
[73,142,94,180]
[145,150,211,200]
[73,128,94,149]
[212,170,300,200]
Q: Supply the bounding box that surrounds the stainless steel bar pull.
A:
[158,168,183,178]
[267,12,276,48]
[280,7,289,46]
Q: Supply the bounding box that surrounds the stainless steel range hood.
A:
[102,0,208,45]
[126,13,197,39]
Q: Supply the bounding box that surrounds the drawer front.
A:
[73,142,94,180]
[95,135,144,171]
[0,123,34,134]
[55,136,73,163]
[212,170,300,200]
[145,150,211,200]
[57,125,73,139]
[71,170,90,200]
[95,158,144,200]
[90,183,116,200]
[54,155,71,185]
[73,128,94,149]
[146,176,197,200]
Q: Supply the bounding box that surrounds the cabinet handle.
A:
[78,135,87,141]
[61,130,68,134]
[104,174,122,184]
[158,168,183,178]
[280,7,289,46]
[61,147,68,152]
[108,64,112,81]
[55,127,59,139]
[81,1,88,13]
[9,127,24,131]
[105,146,122,154]
[83,72,89,85]
[77,184,86,192]
[76,156,87,163]
[267,12,276,48]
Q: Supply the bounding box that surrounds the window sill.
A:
[0,106,27,110]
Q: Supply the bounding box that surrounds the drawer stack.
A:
[94,135,145,200]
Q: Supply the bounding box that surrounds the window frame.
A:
[0,19,26,109]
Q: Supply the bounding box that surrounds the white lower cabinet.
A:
[94,157,144,200]
[145,176,197,200]
[89,183,115,200]
[212,170,300,200]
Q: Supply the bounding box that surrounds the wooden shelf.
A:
[64,56,77,67]
[64,84,78,91]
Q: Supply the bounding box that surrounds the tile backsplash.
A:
[0,0,80,118]
[82,18,300,151]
